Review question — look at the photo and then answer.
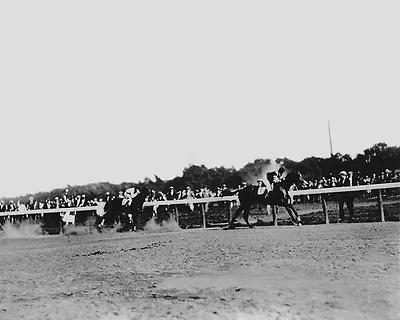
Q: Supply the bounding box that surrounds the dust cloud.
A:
[248,161,284,185]
[144,216,181,233]
[0,221,43,239]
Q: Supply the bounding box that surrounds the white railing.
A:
[142,182,400,206]
[1,183,399,226]
[291,182,400,196]
[0,205,97,217]
[142,182,400,226]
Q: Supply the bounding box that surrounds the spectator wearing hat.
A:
[54,197,60,209]
[43,199,52,210]
[7,201,16,212]
[184,187,195,212]
[165,186,178,218]
[166,186,177,201]
[62,189,73,207]
[27,196,38,210]
[185,186,196,199]
[79,194,87,207]
[337,171,355,222]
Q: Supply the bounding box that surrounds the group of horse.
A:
[95,171,307,232]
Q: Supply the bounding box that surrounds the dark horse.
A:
[226,171,307,229]
[96,187,150,232]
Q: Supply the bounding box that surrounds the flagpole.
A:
[328,121,333,157]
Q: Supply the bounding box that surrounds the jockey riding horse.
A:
[96,187,150,232]
[226,170,306,229]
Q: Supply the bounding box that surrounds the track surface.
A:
[0,222,399,320]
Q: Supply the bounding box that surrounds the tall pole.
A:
[328,121,333,157]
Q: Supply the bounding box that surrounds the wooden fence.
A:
[0,182,399,227]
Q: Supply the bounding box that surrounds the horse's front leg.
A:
[288,204,302,225]
[243,207,254,228]
[226,205,243,229]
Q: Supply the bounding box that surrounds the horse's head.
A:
[284,171,307,189]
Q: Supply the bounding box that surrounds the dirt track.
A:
[0,222,399,320]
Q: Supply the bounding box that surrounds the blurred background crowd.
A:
[1,168,398,213]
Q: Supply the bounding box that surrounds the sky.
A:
[0,1,398,198]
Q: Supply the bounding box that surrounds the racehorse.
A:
[225,171,307,229]
[96,187,150,232]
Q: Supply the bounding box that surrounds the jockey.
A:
[123,187,140,206]
[266,171,279,188]
[256,179,267,195]
[266,167,286,199]
[277,167,286,180]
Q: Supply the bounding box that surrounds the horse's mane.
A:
[280,171,301,190]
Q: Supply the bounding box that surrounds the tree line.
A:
[1,142,399,204]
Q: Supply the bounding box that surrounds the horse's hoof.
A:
[248,225,254,229]
[223,225,236,230]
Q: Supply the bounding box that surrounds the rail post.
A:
[272,205,278,226]
[321,195,329,224]
[201,202,206,228]
[174,206,179,225]
[377,190,385,222]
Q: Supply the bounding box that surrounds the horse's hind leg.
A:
[284,206,298,225]
[284,206,301,226]
[243,208,254,228]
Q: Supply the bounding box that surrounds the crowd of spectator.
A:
[0,188,99,213]
[301,169,400,190]
[0,169,399,213]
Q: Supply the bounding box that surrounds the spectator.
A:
[17,201,27,211]
[43,199,52,210]
[79,194,87,207]
[27,196,38,210]
[166,186,177,201]
[7,200,16,212]
[0,201,6,212]
[337,171,355,222]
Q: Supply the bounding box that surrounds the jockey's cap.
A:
[339,171,347,176]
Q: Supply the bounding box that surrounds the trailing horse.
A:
[226,171,307,229]
[96,187,150,232]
